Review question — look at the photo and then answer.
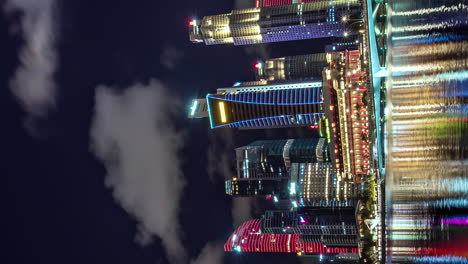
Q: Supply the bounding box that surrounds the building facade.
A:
[255,53,328,82]
[197,81,325,129]
[323,49,370,182]
[224,207,359,253]
[189,0,361,46]
[255,0,325,8]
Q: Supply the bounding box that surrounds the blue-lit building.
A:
[188,81,325,129]
[189,0,362,46]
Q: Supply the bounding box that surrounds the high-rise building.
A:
[189,0,361,46]
[254,0,324,8]
[224,207,359,253]
[260,208,359,247]
[290,162,360,207]
[235,138,328,180]
[188,81,325,129]
[255,53,328,82]
[225,178,289,199]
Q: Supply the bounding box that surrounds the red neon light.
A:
[188,20,194,26]
[254,63,260,69]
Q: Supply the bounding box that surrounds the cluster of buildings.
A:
[188,0,371,260]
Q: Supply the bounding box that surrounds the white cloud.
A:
[190,242,224,264]
[5,0,57,130]
[90,80,186,264]
[207,129,235,182]
[160,45,184,70]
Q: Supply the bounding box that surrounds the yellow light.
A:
[218,102,227,123]
[233,177,237,181]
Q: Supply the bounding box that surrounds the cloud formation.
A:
[160,45,184,70]
[90,80,186,264]
[207,129,235,182]
[5,0,57,130]
[190,242,224,264]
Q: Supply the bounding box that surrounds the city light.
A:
[190,100,198,116]
[188,20,194,26]
[254,62,262,69]
[290,182,296,195]
[218,102,227,123]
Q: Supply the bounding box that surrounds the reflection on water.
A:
[386,0,468,263]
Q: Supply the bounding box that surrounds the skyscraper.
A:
[225,178,289,199]
[254,0,325,8]
[224,207,359,253]
[189,0,361,46]
[255,53,328,81]
[189,81,324,129]
[235,138,329,180]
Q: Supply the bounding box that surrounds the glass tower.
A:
[235,138,328,181]
[255,53,328,81]
[189,0,362,45]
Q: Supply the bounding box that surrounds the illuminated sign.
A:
[218,102,227,123]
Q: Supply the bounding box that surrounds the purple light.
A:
[441,216,468,226]
[300,216,306,224]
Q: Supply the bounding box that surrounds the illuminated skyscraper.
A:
[254,0,324,8]
[255,53,328,82]
[189,0,362,46]
[188,81,324,129]
[235,138,328,180]
[224,207,359,253]
[290,162,360,207]
[225,178,289,199]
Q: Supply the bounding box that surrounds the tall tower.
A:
[235,138,328,180]
[255,53,328,82]
[255,0,325,8]
[193,81,324,129]
[189,0,362,46]
[224,208,359,253]
[225,178,289,199]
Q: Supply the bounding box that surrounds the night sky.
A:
[2,0,328,263]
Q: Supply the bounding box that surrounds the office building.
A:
[224,207,359,253]
[189,0,362,46]
[188,81,324,129]
[235,138,328,180]
[254,0,325,8]
[255,53,328,82]
[225,178,289,199]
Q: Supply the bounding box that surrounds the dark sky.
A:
[2,0,329,263]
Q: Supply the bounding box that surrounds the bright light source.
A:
[188,20,194,26]
[332,46,336,51]
[342,16,347,22]
[344,32,349,37]
[254,62,262,69]
[232,234,238,241]
[190,100,198,116]
[292,201,298,208]
[300,216,306,223]
[233,82,241,87]
[218,102,227,123]
[273,196,279,203]
[289,182,296,195]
